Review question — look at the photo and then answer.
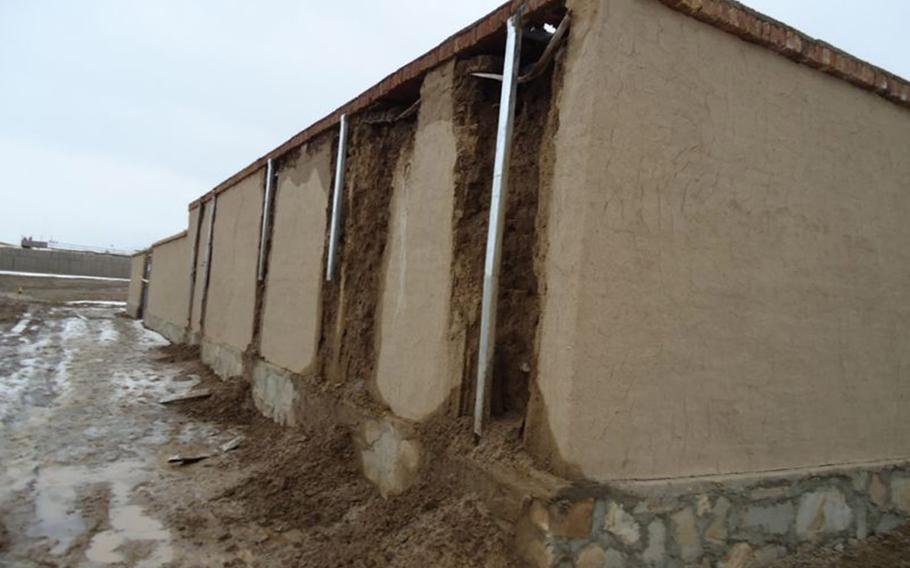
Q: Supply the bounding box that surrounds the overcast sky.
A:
[1,1,907,251]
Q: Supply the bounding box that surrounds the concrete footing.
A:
[517,461,910,567]
[200,340,244,379]
[251,360,300,427]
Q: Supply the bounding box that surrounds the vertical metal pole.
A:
[200,195,217,323]
[474,12,523,438]
[257,159,275,281]
[326,114,349,282]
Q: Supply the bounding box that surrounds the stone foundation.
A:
[144,314,186,344]
[518,461,910,567]
[356,417,421,498]
[251,360,300,427]
[200,340,244,379]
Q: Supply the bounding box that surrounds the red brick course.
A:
[658,0,909,108]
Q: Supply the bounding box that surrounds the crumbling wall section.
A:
[316,108,417,404]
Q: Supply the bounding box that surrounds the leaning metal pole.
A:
[474,12,523,438]
[257,158,275,282]
[326,113,349,282]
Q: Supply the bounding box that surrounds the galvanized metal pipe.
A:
[200,195,217,309]
[257,158,275,282]
[326,113,349,282]
[474,12,523,438]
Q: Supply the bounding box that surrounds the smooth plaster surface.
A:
[533,0,910,480]
[146,236,190,340]
[126,253,145,318]
[375,61,460,421]
[203,171,264,352]
[259,142,332,373]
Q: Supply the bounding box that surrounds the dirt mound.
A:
[174,364,260,426]
[155,344,201,363]
[171,371,517,567]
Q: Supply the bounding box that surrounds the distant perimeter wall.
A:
[0,247,130,279]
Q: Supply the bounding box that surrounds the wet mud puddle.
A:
[0,304,231,567]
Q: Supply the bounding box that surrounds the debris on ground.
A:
[159,389,212,405]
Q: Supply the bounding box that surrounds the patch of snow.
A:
[10,314,31,335]
[66,301,127,306]
[0,270,129,282]
[97,320,119,344]
[131,321,168,348]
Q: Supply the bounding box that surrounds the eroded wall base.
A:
[517,461,910,567]
[144,314,186,345]
[251,360,300,427]
[201,340,244,379]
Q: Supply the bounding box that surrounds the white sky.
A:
[1,1,907,251]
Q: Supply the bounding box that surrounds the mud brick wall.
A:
[145,233,190,343]
[529,0,910,481]
[257,140,332,376]
[201,170,264,378]
[130,0,910,563]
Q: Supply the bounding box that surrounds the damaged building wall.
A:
[259,140,332,374]
[374,61,461,421]
[145,233,190,343]
[126,252,147,318]
[530,0,910,481]
[201,170,265,378]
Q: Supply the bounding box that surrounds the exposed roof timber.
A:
[188,0,910,211]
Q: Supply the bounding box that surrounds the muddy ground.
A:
[0,292,514,567]
[2,282,909,567]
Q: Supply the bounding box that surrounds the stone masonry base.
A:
[517,461,910,567]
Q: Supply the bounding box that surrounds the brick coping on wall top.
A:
[186,0,910,212]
